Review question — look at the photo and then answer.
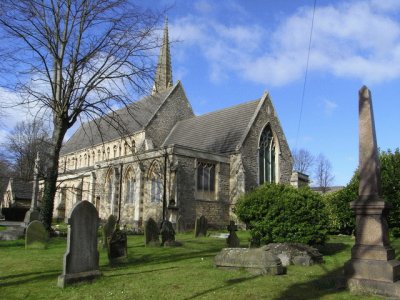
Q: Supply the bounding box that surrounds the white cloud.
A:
[194,0,214,14]
[0,87,47,144]
[171,0,400,86]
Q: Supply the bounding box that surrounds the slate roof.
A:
[163,99,261,154]
[10,179,33,200]
[61,87,174,155]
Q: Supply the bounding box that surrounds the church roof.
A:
[163,99,261,154]
[9,178,33,201]
[61,87,174,155]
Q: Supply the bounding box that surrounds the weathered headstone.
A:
[176,216,185,233]
[58,200,101,288]
[102,215,117,249]
[160,220,181,247]
[214,246,285,275]
[107,226,128,264]
[226,221,240,248]
[25,220,48,249]
[345,86,400,297]
[194,215,207,237]
[144,218,160,246]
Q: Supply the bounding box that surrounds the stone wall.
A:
[146,83,194,148]
[174,149,230,229]
[240,93,293,191]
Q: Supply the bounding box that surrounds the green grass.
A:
[0,232,389,300]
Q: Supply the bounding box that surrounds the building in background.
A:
[52,20,293,229]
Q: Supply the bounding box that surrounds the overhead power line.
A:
[295,0,317,149]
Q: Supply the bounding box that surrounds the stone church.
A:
[53,21,293,230]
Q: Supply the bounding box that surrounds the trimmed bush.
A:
[322,174,357,235]
[234,184,328,246]
[322,149,400,236]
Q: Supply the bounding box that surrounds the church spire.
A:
[152,17,173,94]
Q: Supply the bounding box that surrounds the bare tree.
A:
[0,0,161,230]
[292,148,314,175]
[0,151,13,179]
[314,153,334,193]
[1,119,51,180]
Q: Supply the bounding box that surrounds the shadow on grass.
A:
[0,240,25,248]
[274,265,347,300]
[104,266,178,278]
[274,242,351,299]
[317,243,348,256]
[184,275,261,300]
[0,270,60,287]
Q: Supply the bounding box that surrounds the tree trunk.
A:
[39,117,68,232]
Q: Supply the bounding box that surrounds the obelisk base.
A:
[346,199,400,297]
[348,278,400,298]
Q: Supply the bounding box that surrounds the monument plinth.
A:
[345,86,400,296]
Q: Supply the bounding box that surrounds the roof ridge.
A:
[187,98,261,121]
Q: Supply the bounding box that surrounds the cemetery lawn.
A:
[0,232,393,300]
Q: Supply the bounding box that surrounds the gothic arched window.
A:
[124,167,136,204]
[259,125,276,184]
[148,161,162,203]
[106,170,113,204]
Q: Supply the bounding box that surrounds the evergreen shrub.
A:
[234,183,328,246]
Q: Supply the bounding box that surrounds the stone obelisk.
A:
[24,152,41,225]
[346,86,400,297]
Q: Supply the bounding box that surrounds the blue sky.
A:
[1,0,400,186]
[150,0,400,186]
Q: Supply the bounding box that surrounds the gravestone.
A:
[103,215,117,249]
[108,226,128,264]
[58,200,101,288]
[144,218,160,246]
[226,221,240,248]
[345,86,400,297]
[176,216,185,233]
[214,246,285,275]
[194,215,207,237]
[160,220,181,247]
[25,220,48,249]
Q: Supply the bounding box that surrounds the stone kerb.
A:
[25,220,48,249]
[58,200,101,288]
